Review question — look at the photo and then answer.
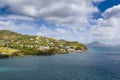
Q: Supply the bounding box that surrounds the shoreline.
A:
[0,48,88,58]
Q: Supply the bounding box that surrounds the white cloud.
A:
[91,5,120,44]
[37,25,92,43]
[103,5,120,19]
[3,0,120,44]
[0,20,39,34]
[0,15,34,21]
[0,21,17,30]
[37,25,75,40]
[0,0,103,28]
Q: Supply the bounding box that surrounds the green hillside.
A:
[0,30,88,58]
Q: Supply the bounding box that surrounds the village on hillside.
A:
[0,30,87,58]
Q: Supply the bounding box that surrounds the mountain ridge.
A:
[86,41,107,47]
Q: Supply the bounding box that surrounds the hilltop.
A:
[0,30,88,58]
[0,30,22,40]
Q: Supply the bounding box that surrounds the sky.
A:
[0,0,120,44]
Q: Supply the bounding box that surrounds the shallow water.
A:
[0,47,120,80]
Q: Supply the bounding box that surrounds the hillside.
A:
[0,30,22,40]
[0,30,88,57]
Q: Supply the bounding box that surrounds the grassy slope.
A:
[0,30,21,40]
[0,47,19,55]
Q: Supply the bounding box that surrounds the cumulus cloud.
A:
[0,15,34,21]
[0,20,39,34]
[103,5,120,19]
[91,4,120,44]
[37,25,93,43]
[0,0,103,27]
[1,0,120,44]
[37,25,74,40]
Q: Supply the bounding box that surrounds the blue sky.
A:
[98,0,120,12]
[0,0,120,44]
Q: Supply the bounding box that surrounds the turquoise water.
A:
[0,47,120,80]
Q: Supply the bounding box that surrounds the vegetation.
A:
[0,47,20,58]
[0,30,88,58]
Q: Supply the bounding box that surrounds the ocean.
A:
[0,47,120,80]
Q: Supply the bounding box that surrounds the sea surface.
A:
[0,47,120,80]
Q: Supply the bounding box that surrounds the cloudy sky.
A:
[0,0,120,44]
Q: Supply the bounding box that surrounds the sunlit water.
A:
[0,47,120,80]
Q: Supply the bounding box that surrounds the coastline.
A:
[0,47,88,58]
